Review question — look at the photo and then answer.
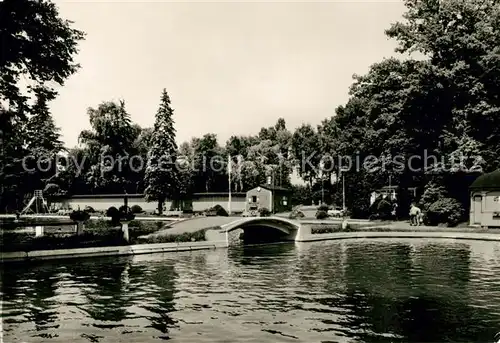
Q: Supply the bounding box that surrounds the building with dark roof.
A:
[469,170,500,227]
[245,183,292,215]
[369,185,417,206]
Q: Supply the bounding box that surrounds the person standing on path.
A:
[409,203,421,226]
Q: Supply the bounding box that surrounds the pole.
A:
[389,174,392,201]
[279,161,282,187]
[321,173,324,205]
[342,173,346,211]
[228,155,232,215]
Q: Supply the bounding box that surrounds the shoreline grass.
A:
[309,224,499,235]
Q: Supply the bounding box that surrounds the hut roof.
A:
[469,170,500,190]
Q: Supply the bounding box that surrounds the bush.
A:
[118,205,131,213]
[130,205,143,214]
[83,205,95,213]
[209,204,228,217]
[106,206,119,218]
[105,206,136,223]
[369,195,384,214]
[43,182,60,193]
[120,212,136,222]
[427,197,465,227]
[311,225,336,234]
[317,204,329,211]
[377,199,393,220]
[118,206,135,221]
[289,210,305,219]
[85,219,164,235]
[420,182,448,211]
[310,224,358,234]
[137,227,213,244]
[316,210,328,219]
[69,210,90,222]
[258,207,271,217]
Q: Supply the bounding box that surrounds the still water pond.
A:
[3,239,500,343]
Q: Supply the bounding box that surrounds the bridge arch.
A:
[221,216,301,236]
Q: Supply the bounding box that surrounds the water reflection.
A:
[2,239,500,343]
[66,259,132,323]
[2,262,60,339]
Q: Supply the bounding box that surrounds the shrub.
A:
[311,225,336,234]
[118,205,131,213]
[317,204,329,211]
[316,210,328,219]
[85,219,163,235]
[369,195,384,214]
[350,205,370,219]
[130,205,143,214]
[44,183,62,196]
[289,210,305,219]
[427,197,465,227]
[310,224,357,234]
[83,205,95,213]
[208,204,228,217]
[69,210,90,222]
[377,199,393,220]
[136,227,212,244]
[118,206,135,221]
[258,207,271,217]
[85,218,114,230]
[120,212,136,222]
[105,206,136,223]
[420,182,448,211]
[106,206,119,218]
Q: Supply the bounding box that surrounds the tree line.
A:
[2,0,500,221]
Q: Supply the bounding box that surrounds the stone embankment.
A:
[1,240,228,263]
[3,216,500,263]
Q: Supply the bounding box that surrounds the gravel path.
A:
[146,216,237,236]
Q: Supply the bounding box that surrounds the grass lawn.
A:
[0,218,207,253]
[308,222,499,234]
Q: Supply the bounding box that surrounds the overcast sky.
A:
[50,0,406,149]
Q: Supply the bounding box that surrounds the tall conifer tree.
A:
[25,92,64,192]
[144,89,179,214]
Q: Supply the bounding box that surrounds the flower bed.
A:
[310,223,369,234]
[135,227,216,244]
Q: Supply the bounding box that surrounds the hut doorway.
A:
[473,195,482,224]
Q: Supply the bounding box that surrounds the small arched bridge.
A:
[220,216,301,234]
[219,217,302,244]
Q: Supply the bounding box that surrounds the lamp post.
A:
[228,155,232,215]
[320,160,325,205]
[342,172,346,211]
[341,171,348,229]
